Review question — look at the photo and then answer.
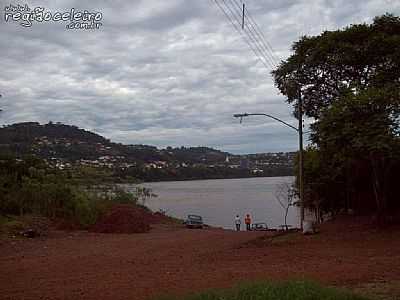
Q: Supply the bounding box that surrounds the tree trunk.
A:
[284,206,289,230]
[371,155,387,227]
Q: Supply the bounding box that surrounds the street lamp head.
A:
[233,113,249,124]
[233,113,249,118]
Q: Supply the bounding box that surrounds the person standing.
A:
[234,215,241,231]
[245,214,251,231]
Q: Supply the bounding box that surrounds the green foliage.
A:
[273,14,400,221]
[70,166,125,185]
[273,14,400,119]
[312,87,400,154]
[1,219,26,235]
[0,122,108,160]
[112,189,138,204]
[0,214,50,237]
[155,281,370,300]
[0,155,155,227]
[307,87,400,218]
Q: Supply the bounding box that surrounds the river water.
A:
[139,176,299,230]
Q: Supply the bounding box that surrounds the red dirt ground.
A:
[1,216,399,300]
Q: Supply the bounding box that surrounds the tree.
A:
[272,14,400,119]
[272,14,400,223]
[312,88,400,223]
[274,182,295,230]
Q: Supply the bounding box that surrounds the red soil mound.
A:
[90,205,152,233]
[90,204,173,234]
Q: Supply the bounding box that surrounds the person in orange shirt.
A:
[244,214,251,231]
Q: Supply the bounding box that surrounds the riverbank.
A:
[1,216,399,300]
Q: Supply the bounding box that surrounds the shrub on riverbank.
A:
[155,281,370,300]
[0,155,155,230]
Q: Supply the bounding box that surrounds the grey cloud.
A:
[1,0,399,154]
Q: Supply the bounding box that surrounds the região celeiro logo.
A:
[4,4,103,29]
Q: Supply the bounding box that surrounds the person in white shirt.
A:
[234,215,241,231]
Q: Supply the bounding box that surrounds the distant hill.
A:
[0,122,294,180]
[0,122,107,144]
[0,122,231,163]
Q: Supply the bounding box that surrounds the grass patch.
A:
[353,280,400,300]
[270,231,301,244]
[0,215,23,237]
[162,214,184,225]
[0,214,50,237]
[241,231,303,248]
[155,281,371,300]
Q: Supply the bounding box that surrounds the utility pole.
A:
[233,110,305,229]
[298,88,305,229]
[242,3,245,30]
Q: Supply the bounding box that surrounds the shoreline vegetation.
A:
[0,154,160,233]
[273,14,400,226]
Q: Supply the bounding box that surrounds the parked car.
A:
[251,222,269,231]
[184,214,203,229]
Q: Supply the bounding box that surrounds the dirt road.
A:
[1,218,400,300]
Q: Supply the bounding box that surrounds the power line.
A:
[212,0,280,72]
[222,0,276,69]
[240,1,281,65]
[244,4,280,65]
[220,0,274,69]
[212,0,272,70]
[219,0,273,69]
[229,0,279,67]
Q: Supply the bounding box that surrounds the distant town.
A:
[0,122,295,181]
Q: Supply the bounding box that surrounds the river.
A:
[136,176,299,230]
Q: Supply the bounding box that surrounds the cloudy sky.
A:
[1,0,399,154]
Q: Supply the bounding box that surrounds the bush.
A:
[0,215,50,236]
[0,157,155,228]
[112,189,138,205]
[1,219,26,235]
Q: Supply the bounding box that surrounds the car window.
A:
[188,215,202,220]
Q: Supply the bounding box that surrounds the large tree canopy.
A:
[273,14,400,223]
[272,14,400,119]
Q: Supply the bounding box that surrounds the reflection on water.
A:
[132,177,299,230]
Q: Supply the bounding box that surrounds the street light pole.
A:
[233,110,305,229]
[298,89,305,229]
